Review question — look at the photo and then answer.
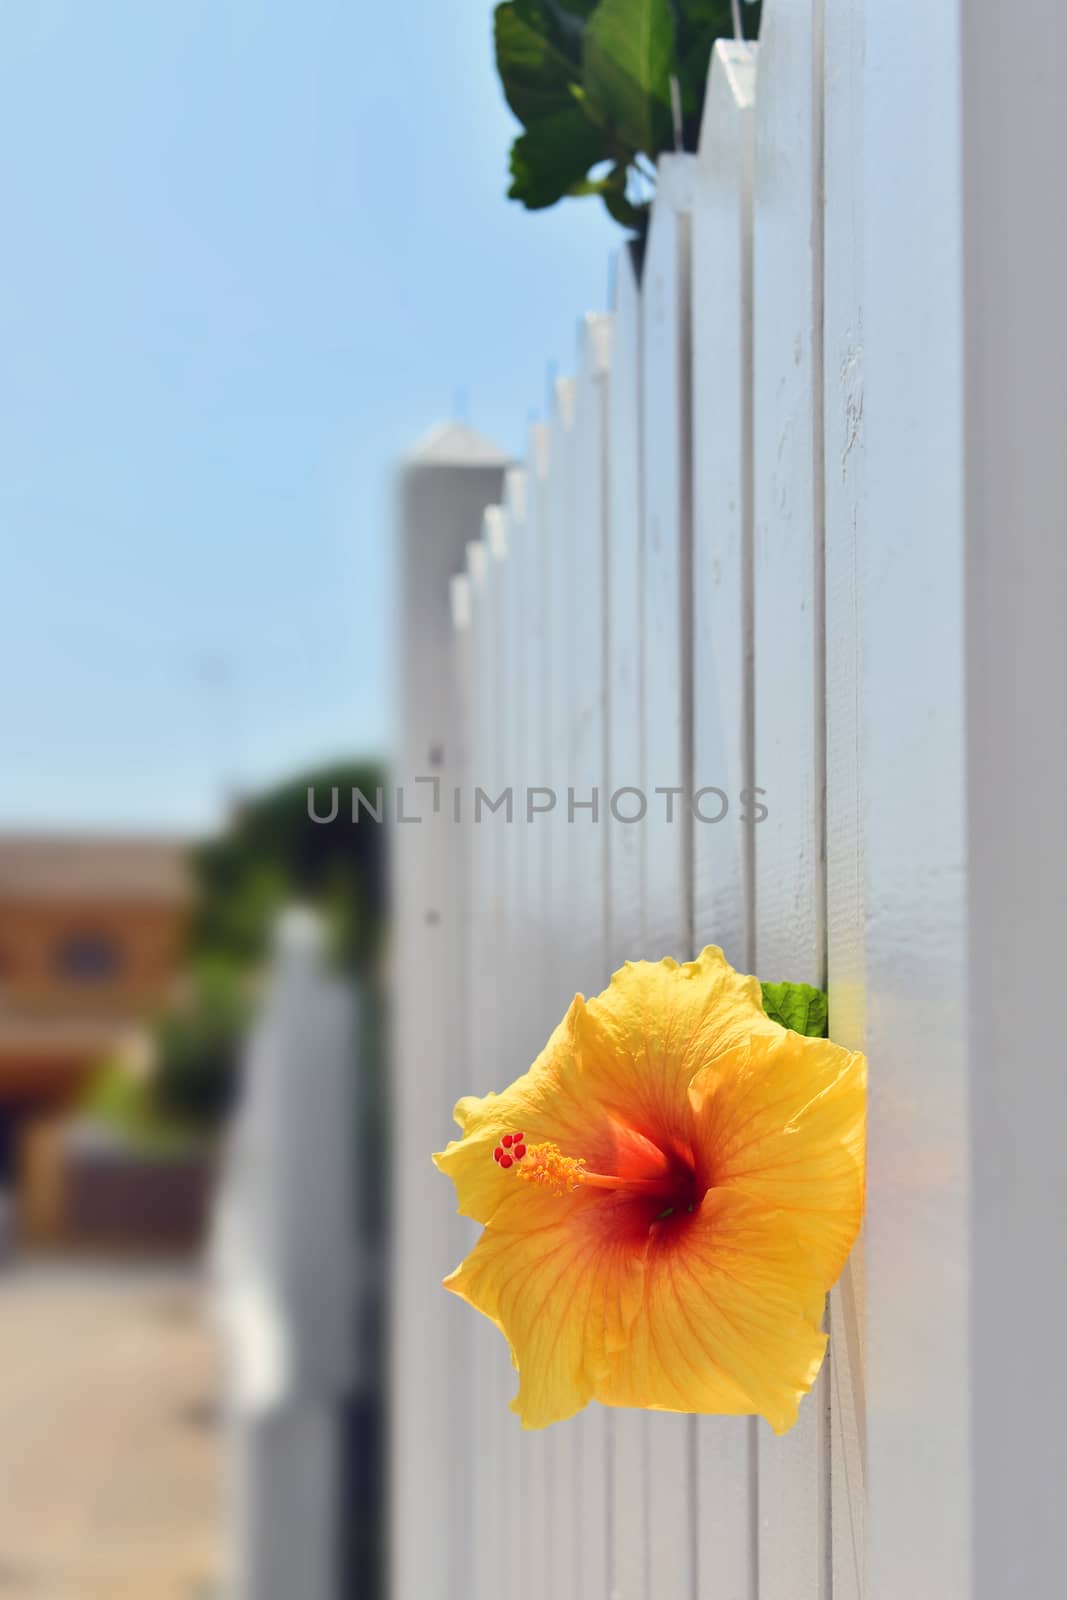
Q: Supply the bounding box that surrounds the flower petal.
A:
[595,1188,828,1434]
[573,949,778,1156]
[690,1028,866,1292]
[434,994,673,1224]
[434,999,597,1225]
[443,1185,648,1428]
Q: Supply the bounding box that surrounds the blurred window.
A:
[55,933,123,982]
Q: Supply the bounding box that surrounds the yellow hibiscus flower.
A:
[434,947,866,1434]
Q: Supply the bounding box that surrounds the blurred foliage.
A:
[85,1060,204,1155]
[90,759,387,1145]
[151,956,249,1131]
[194,759,387,974]
[494,0,761,240]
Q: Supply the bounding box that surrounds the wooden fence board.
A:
[751,1,830,1595]
[514,429,552,1600]
[571,313,614,1600]
[543,380,582,1600]
[605,243,649,1600]
[392,446,506,1600]
[464,534,514,1600]
[640,153,697,1600]
[823,2,866,1595]
[691,40,759,1600]
[489,495,528,1600]
[862,6,969,1597]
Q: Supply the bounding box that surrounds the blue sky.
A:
[0,0,617,833]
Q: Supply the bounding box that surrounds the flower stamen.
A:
[491,1136,683,1201]
[511,1141,586,1193]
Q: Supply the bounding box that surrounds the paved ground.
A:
[0,1260,225,1599]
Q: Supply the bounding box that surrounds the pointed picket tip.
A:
[654,151,698,218]
[700,39,758,162]
[528,420,551,482]
[450,572,472,632]
[580,311,613,383]
[465,538,488,592]
[483,504,507,563]
[505,465,528,527]
[642,152,697,299]
[553,374,577,432]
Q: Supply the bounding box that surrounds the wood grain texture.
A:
[488,497,526,1600]
[391,453,505,1600]
[641,152,698,1600]
[822,2,866,1595]
[465,534,513,1600]
[571,314,615,1600]
[605,243,649,1600]
[513,431,552,1600]
[691,40,759,1600]
[751,1,830,1595]
[543,378,583,1600]
[862,6,970,1598]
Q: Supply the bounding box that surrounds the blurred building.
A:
[0,834,192,1240]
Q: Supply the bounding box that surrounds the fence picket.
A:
[448,569,476,1600]
[464,534,515,1600]
[514,429,552,1600]
[751,1,830,1596]
[392,438,507,1600]
[691,39,759,1600]
[640,152,698,1600]
[605,243,649,1600]
[570,313,614,1600]
[543,379,582,1600]
[486,498,527,1600]
[862,4,969,1596]
[823,1,866,1595]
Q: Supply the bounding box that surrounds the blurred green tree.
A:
[194,759,387,974]
[91,760,387,1141]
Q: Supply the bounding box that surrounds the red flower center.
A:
[492,1125,705,1229]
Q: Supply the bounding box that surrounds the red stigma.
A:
[492,1133,529,1170]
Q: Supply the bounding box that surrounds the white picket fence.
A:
[391,5,1067,1598]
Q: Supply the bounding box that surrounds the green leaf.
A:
[760,980,829,1039]
[543,0,600,47]
[582,0,677,156]
[507,105,608,208]
[674,0,733,23]
[494,0,581,127]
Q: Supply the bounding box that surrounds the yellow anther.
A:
[514,1142,587,1196]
